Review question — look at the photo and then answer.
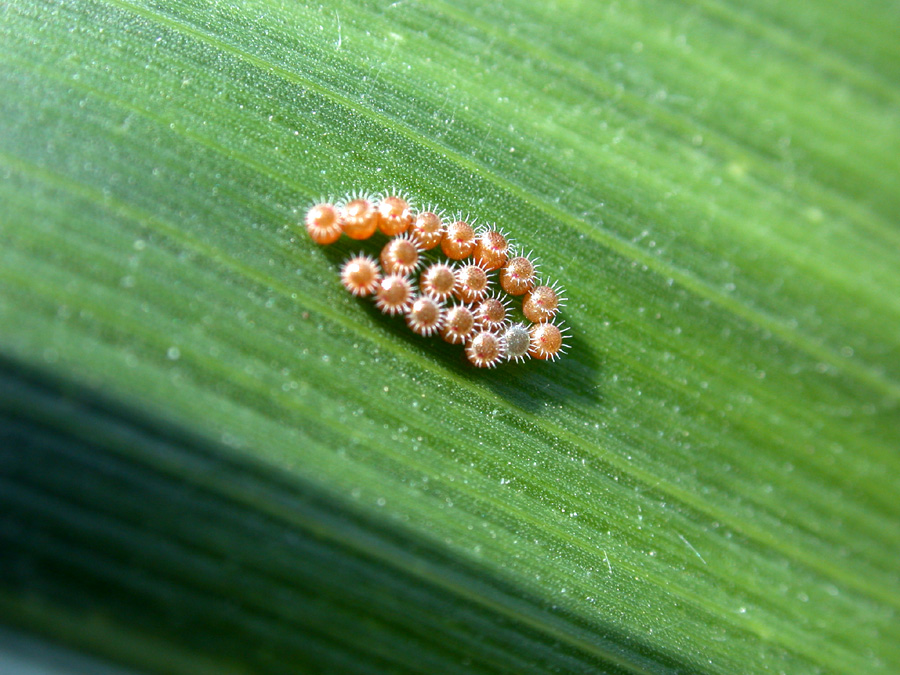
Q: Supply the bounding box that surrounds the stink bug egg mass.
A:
[317,188,570,365]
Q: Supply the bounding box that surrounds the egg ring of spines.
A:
[306,191,569,367]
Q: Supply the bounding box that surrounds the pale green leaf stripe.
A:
[1,0,898,673]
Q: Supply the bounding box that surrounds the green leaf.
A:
[1,0,898,673]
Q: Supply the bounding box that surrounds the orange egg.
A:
[523,281,566,323]
[466,331,506,368]
[406,295,445,337]
[420,262,458,301]
[341,198,379,240]
[528,320,570,361]
[440,304,477,345]
[473,228,511,271]
[454,263,492,303]
[441,220,476,260]
[305,203,343,244]
[500,253,538,295]
[340,254,382,297]
[410,211,444,250]
[378,194,414,236]
[380,234,422,276]
[375,274,415,316]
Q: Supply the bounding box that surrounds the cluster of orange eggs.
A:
[305,191,569,367]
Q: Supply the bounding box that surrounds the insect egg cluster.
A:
[305,191,570,367]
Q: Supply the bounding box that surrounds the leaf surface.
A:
[1,0,899,673]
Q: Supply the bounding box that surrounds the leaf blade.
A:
[1,0,898,673]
